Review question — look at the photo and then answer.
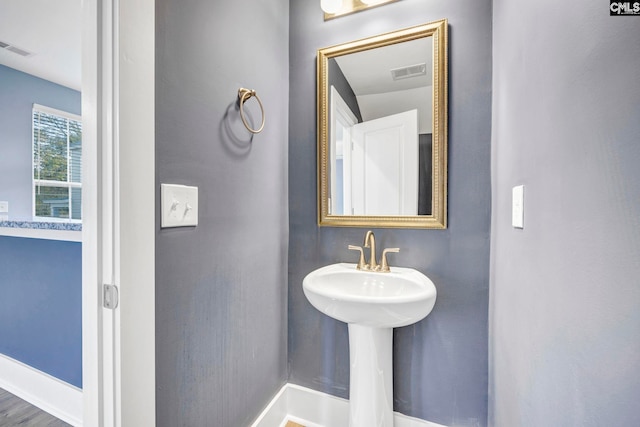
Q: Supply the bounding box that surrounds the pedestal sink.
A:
[303,262,437,427]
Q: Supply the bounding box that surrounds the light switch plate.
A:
[161,184,198,228]
[0,201,8,213]
[512,185,524,229]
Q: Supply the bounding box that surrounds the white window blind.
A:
[32,104,82,221]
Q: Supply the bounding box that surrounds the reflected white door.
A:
[348,109,418,215]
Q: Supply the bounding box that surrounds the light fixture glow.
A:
[323,0,398,19]
[321,0,343,14]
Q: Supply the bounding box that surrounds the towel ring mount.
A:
[237,88,265,134]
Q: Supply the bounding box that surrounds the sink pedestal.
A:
[348,324,393,427]
[303,263,437,427]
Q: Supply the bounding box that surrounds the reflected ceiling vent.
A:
[0,40,33,57]
[390,63,426,81]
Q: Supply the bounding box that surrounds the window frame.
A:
[32,103,83,223]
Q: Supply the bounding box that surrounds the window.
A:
[32,104,82,221]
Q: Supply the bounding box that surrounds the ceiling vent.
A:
[0,41,33,57]
[390,63,426,81]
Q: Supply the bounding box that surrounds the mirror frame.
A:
[317,19,448,229]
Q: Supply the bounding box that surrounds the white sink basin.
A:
[303,263,437,328]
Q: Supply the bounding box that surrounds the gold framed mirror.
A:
[317,19,448,229]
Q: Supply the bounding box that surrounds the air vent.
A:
[0,40,33,57]
[390,63,426,81]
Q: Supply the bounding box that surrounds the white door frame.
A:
[329,86,358,216]
[82,1,155,425]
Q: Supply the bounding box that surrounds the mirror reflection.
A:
[328,36,432,216]
[317,20,448,228]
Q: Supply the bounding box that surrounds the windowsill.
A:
[0,221,82,242]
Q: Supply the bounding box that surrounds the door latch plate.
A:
[103,284,119,309]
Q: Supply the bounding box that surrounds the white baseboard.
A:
[251,383,447,427]
[0,353,83,426]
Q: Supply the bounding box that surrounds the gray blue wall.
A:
[289,1,492,425]
[0,236,82,388]
[0,65,82,388]
[155,0,289,425]
[328,58,363,122]
[490,0,640,425]
[0,65,81,221]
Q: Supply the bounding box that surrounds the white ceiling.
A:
[335,37,433,97]
[0,0,82,91]
[334,36,434,133]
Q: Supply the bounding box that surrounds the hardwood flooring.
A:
[0,388,70,426]
[0,387,308,427]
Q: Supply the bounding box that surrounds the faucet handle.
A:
[379,248,400,272]
[348,245,368,270]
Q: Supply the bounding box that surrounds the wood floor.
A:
[0,388,70,426]
[0,387,307,427]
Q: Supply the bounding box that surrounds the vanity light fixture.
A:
[321,0,344,14]
[322,0,400,20]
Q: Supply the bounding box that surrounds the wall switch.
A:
[512,185,524,229]
[0,201,8,213]
[161,184,198,228]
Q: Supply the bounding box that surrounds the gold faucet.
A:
[349,230,400,272]
[348,245,367,270]
[379,247,400,272]
[363,230,378,271]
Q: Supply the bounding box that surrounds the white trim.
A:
[33,104,82,122]
[35,180,83,188]
[0,354,82,427]
[81,1,155,425]
[81,0,109,424]
[82,0,158,425]
[0,227,81,242]
[116,0,156,425]
[251,383,448,427]
[251,384,290,427]
[329,86,358,216]
[99,1,118,424]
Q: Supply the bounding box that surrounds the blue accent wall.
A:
[490,0,640,425]
[0,236,82,388]
[0,65,81,221]
[289,1,492,426]
[155,0,289,425]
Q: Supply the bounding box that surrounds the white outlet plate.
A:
[0,201,8,213]
[512,185,524,229]
[161,184,198,228]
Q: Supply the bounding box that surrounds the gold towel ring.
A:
[237,88,265,134]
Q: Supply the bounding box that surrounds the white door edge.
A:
[81,1,156,426]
